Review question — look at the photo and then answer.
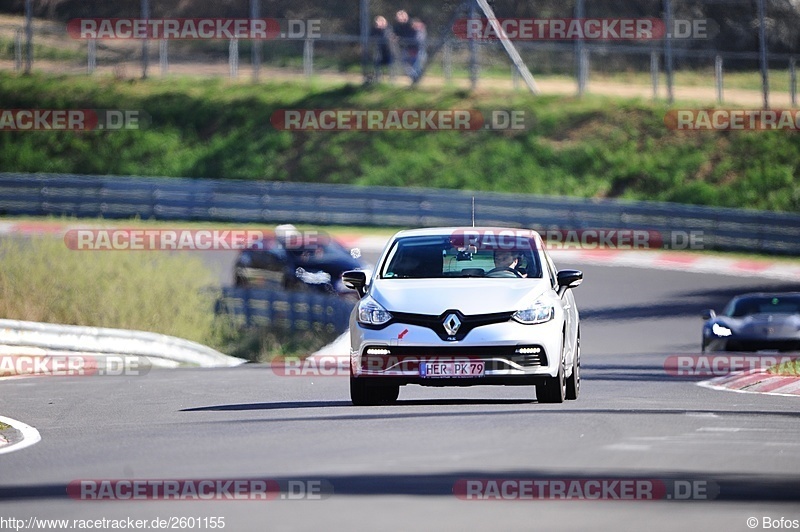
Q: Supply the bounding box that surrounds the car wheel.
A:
[350,376,399,406]
[566,335,580,401]
[537,334,566,404]
[537,363,565,404]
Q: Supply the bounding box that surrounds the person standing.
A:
[410,17,427,83]
[370,16,394,82]
[393,10,417,81]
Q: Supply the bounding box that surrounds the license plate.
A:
[419,361,485,378]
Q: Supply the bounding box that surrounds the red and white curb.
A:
[547,249,800,282]
[0,415,41,455]
[699,370,800,398]
[343,236,800,282]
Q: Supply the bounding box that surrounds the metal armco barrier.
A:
[0,319,243,367]
[1,172,799,255]
[216,288,355,333]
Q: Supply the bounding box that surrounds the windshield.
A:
[284,240,352,265]
[380,235,542,279]
[725,295,800,317]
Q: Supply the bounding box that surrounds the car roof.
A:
[391,226,543,245]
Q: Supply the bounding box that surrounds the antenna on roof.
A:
[472,196,475,227]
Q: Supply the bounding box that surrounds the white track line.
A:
[0,415,41,455]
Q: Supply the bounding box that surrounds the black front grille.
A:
[726,339,800,352]
[390,310,514,341]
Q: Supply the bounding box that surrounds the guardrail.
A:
[0,319,243,368]
[216,288,355,333]
[1,172,799,254]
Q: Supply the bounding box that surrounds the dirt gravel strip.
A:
[0,415,42,455]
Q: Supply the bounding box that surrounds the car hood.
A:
[370,278,551,316]
[722,314,800,337]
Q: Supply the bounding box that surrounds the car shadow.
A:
[182,398,535,412]
[3,469,800,502]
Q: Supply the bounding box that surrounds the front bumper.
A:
[350,318,563,385]
[705,336,800,352]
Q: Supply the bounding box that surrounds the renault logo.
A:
[443,313,461,336]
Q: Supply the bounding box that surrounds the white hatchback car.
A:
[343,227,582,406]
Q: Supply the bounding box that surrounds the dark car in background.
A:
[702,292,800,352]
[233,225,366,297]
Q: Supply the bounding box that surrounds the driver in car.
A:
[488,250,526,277]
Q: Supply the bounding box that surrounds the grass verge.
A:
[0,72,798,212]
[769,360,800,377]
[0,235,337,360]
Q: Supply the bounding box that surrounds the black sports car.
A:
[233,227,365,297]
[701,292,800,352]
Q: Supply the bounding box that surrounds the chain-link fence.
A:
[1,0,798,107]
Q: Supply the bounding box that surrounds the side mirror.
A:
[556,269,583,296]
[701,309,716,320]
[342,270,368,297]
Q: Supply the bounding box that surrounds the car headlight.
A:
[712,323,733,337]
[357,295,393,326]
[513,300,555,325]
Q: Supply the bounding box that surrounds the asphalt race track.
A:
[2,253,800,531]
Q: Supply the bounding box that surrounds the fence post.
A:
[159,39,168,75]
[512,64,519,90]
[578,47,589,96]
[790,58,797,108]
[14,29,22,73]
[24,0,32,74]
[468,0,478,90]
[443,40,452,83]
[757,0,769,109]
[87,39,97,74]
[575,0,586,97]
[303,38,314,78]
[229,38,239,79]
[663,0,674,103]
[140,0,149,79]
[650,51,659,99]
[715,55,723,104]
[360,0,370,83]
[250,0,261,82]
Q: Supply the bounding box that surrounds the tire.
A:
[350,376,400,406]
[566,335,580,400]
[537,336,566,404]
